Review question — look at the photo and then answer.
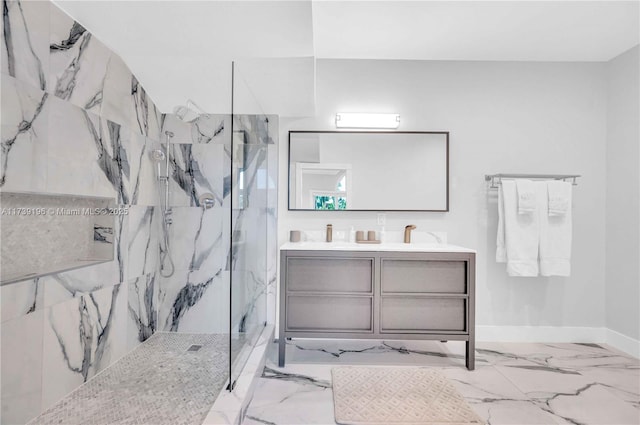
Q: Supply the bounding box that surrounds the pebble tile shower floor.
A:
[29,333,232,425]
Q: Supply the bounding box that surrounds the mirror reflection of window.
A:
[289,132,448,211]
[337,175,346,192]
[314,194,347,210]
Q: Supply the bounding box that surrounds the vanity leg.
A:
[278,336,286,367]
[465,340,475,371]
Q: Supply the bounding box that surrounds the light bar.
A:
[335,113,400,129]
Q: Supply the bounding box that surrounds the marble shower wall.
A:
[1,1,162,423]
[156,114,278,337]
[157,114,232,334]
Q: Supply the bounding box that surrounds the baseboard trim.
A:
[476,326,639,358]
[606,328,640,358]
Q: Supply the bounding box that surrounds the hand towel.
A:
[516,179,537,214]
[501,180,539,276]
[547,180,571,216]
[539,181,572,276]
[496,183,506,263]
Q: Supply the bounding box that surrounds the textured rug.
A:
[332,366,484,425]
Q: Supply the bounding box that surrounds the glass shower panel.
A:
[229,120,271,387]
[229,62,274,388]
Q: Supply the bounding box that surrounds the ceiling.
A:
[54,1,640,114]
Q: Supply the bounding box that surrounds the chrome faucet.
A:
[404,224,416,243]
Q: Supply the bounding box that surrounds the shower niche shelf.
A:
[0,191,116,285]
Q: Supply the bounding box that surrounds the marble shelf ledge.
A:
[280,241,476,253]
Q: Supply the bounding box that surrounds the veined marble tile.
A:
[233,114,277,145]
[0,309,44,425]
[127,273,157,351]
[1,75,49,191]
[41,282,127,409]
[162,113,228,145]
[231,267,267,336]
[41,212,126,308]
[127,205,158,279]
[131,75,161,140]
[494,361,640,423]
[47,97,126,199]
[191,114,227,144]
[204,325,273,425]
[441,366,563,424]
[161,113,193,143]
[1,0,49,91]
[127,132,158,206]
[532,383,640,424]
[158,268,229,333]
[248,341,639,425]
[578,364,639,410]
[168,143,225,207]
[49,5,110,114]
[244,363,335,425]
[101,52,134,128]
[0,277,43,322]
[281,339,481,368]
[162,206,228,273]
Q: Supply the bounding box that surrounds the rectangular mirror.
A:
[288,131,449,211]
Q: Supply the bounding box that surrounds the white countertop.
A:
[280,241,476,253]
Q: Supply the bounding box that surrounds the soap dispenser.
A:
[380,226,386,243]
[349,226,355,243]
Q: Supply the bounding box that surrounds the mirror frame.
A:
[287,130,449,212]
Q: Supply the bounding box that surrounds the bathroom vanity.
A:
[279,242,476,369]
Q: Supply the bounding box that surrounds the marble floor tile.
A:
[578,366,640,409]
[531,384,640,425]
[244,366,335,425]
[245,341,640,425]
[282,338,479,367]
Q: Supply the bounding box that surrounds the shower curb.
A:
[202,324,275,425]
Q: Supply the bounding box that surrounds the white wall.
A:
[278,59,609,335]
[605,46,640,347]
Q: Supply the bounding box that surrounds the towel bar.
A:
[485,173,580,189]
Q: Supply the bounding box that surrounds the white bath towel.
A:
[547,180,571,216]
[539,181,572,276]
[516,179,537,214]
[496,183,506,263]
[501,180,539,276]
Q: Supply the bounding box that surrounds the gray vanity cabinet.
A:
[279,249,476,370]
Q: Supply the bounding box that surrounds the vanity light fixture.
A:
[335,113,400,129]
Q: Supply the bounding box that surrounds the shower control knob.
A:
[199,193,216,210]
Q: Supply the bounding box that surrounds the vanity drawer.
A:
[286,257,373,293]
[381,259,466,294]
[380,297,466,332]
[286,295,373,332]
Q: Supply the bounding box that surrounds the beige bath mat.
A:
[332,366,484,425]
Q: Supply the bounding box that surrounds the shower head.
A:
[173,99,209,123]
